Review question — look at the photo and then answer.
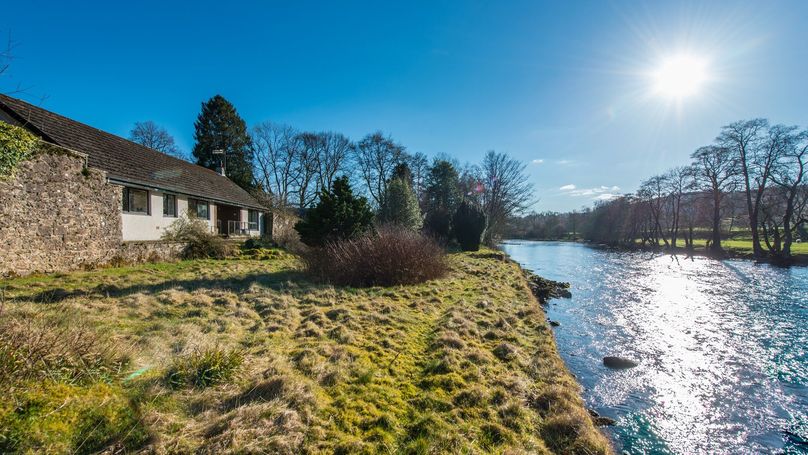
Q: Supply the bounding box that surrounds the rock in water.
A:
[587,409,616,426]
[603,356,638,369]
[548,320,560,327]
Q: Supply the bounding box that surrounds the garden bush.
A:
[295,176,373,246]
[0,123,39,178]
[162,215,234,259]
[452,200,487,251]
[302,225,447,287]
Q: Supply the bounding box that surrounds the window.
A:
[248,210,259,230]
[163,194,177,217]
[122,187,149,214]
[189,198,210,220]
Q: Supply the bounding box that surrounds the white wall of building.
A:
[120,187,264,241]
[121,189,217,241]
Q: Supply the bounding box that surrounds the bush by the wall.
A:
[302,225,447,287]
[162,215,234,259]
[295,176,373,246]
[0,123,39,178]
[452,200,487,251]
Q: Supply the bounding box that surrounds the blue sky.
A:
[3,0,807,211]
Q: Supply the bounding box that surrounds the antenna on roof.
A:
[212,148,226,177]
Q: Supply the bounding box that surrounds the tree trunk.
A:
[710,188,723,254]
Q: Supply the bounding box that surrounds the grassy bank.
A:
[0,249,610,454]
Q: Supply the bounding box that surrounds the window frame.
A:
[248,210,259,230]
[163,193,178,218]
[122,187,150,215]
[189,198,210,220]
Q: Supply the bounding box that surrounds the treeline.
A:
[131,94,534,244]
[506,119,807,261]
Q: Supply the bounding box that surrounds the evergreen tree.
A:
[295,176,373,246]
[192,95,255,190]
[378,177,422,230]
[423,160,461,239]
[452,200,487,251]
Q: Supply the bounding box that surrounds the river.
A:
[501,240,807,454]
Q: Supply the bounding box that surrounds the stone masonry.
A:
[0,144,123,276]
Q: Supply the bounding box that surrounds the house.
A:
[0,94,269,241]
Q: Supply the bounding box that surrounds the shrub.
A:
[165,347,244,388]
[0,123,39,177]
[302,225,447,287]
[295,176,373,246]
[377,177,422,230]
[452,200,487,251]
[162,215,234,259]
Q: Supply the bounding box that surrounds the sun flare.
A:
[653,54,708,99]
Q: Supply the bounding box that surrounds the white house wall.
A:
[121,190,216,241]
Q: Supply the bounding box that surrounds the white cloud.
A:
[556,159,573,165]
[561,185,621,198]
[594,193,619,201]
[531,159,545,165]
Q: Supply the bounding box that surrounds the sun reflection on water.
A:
[502,241,808,454]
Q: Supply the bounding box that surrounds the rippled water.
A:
[501,240,808,454]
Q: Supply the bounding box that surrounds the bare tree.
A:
[478,151,534,243]
[251,121,300,207]
[353,132,406,206]
[716,119,771,257]
[315,131,352,192]
[664,166,695,248]
[769,127,807,258]
[691,145,738,254]
[129,121,186,160]
[638,175,670,248]
[407,151,429,202]
[294,132,322,209]
[0,32,23,95]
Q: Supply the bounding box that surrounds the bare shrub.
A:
[301,225,447,287]
[162,215,234,259]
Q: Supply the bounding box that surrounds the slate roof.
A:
[0,94,264,210]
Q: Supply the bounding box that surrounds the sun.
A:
[653,54,708,99]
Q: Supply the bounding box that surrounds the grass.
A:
[0,247,611,454]
[687,238,808,255]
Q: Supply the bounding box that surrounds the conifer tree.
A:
[295,176,373,246]
[378,177,422,230]
[423,160,461,239]
[192,95,254,190]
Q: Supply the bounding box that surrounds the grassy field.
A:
[686,238,808,255]
[0,249,610,454]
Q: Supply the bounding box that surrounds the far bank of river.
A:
[502,240,808,454]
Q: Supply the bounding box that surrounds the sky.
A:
[2,0,807,211]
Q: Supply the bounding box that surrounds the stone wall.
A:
[117,241,186,264]
[0,144,123,276]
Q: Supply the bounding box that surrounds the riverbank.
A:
[505,237,808,266]
[0,248,610,454]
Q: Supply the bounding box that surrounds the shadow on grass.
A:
[21,268,312,304]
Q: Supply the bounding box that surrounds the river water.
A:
[501,240,807,454]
